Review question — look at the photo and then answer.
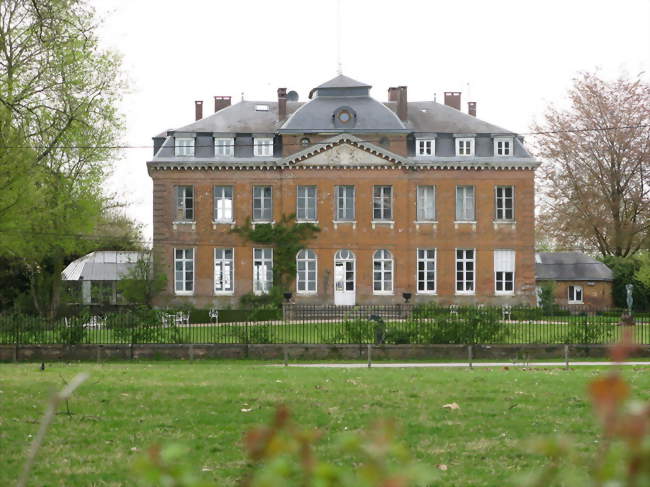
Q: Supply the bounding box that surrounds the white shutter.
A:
[494,250,515,272]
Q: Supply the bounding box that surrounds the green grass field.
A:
[1,361,649,486]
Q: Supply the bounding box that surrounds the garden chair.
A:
[502,305,512,321]
[449,304,459,316]
[161,313,174,328]
[209,308,219,324]
[175,311,190,327]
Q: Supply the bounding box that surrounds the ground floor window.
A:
[373,249,393,293]
[568,285,583,304]
[417,249,436,293]
[253,248,273,295]
[456,249,475,294]
[214,248,234,294]
[174,248,194,295]
[296,249,317,293]
[494,250,515,294]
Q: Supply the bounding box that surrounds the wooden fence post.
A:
[367,344,372,368]
[468,344,473,369]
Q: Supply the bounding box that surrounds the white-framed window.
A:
[455,137,475,156]
[296,249,317,294]
[494,250,515,295]
[495,186,514,221]
[214,186,233,222]
[253,186,273,221]
[214,248,234,294]
[175,137,195,156]
[373,185,393,221]
[253,137,273,157]
[174,248,194,295]
[568,285,583,304]
[335,185,355,221]
[455,185,475,221]
[296,185,317,221]
[494,137,513,156]
[416,185,436,221]
[253,248,273,295]
[456,249,475,294]
[415,138,435,156]
[214,137,234,157]
[373,249,394,294]
[175,186,194,221]
[417,249,436,294]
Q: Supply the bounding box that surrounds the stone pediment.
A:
[285,135,405,168]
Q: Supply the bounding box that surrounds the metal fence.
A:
[1,304,649,346]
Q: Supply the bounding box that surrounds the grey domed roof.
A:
[281,75,407,133]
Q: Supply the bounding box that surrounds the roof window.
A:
[255,105,270,111]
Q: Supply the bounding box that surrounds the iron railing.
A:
[0,304,648,346]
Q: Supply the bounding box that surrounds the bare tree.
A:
[534,72,650,257]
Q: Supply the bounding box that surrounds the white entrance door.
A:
[334,249,355,305]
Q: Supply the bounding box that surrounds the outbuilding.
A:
[535,252,613,308]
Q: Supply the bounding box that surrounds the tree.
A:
[118,250,167,306]
[534,72,650,257]
[0,0,126,317]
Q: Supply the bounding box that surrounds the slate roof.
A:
[62,251,145,281]
[171,101,304,134]
[535,252,613,281]
[315,74,371,89]
[391,101,513,134]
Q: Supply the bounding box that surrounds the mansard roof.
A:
[315,74,371,90]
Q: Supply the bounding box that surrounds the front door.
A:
[334,250,355,305]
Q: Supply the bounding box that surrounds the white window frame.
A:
[175,185,194,221]
[455,249,475,295]
[494,137,514,157]
[252,186,273,222]
[253,248,273,295]
[416,185,436,222]
[214,248,234,295]
[335,185,355,221]
[214,137,234,157]
[253,137,274,157]
[455,137,475,156]
[494,250,515,295]
[175,137,195,157]
[373,249,394,294]
[455,185,475,222]
[174,248,194,295]
[568,285,583,304]
[296,249,317,294]
[495,186,515,221]
[415,138,435,156]
[372,185,393,222]
[213,185,233,222]
[296,185,317,222]
[417,249,436,294]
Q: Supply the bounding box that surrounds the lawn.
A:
[1,361,649,486]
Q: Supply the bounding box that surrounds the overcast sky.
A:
[93,0,650,241]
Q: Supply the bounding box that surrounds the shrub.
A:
[105,308,182,344]
[57,314,90,345]
[423,309,510,344]
[384,326,418,344]
[563,319,616,344]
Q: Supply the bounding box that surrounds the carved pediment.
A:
[291,140,402,167]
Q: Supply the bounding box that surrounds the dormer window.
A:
[175,137,195,156]
[255,104,269,111]
[416,139,435,156]
[455,138,474,156]
[215,138,234,157]
[494,137,513,156]
[253,137,274,157]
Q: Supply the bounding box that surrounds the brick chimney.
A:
[195,100,203,121]
[468,101,477,117]
[387,87,400,102]
[397,86,408,121]
[214,95,231,113]
[444,92,461,111]
[277,87,287,121]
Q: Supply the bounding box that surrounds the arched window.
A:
[373,250,393,293]
[296,249,317,293]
